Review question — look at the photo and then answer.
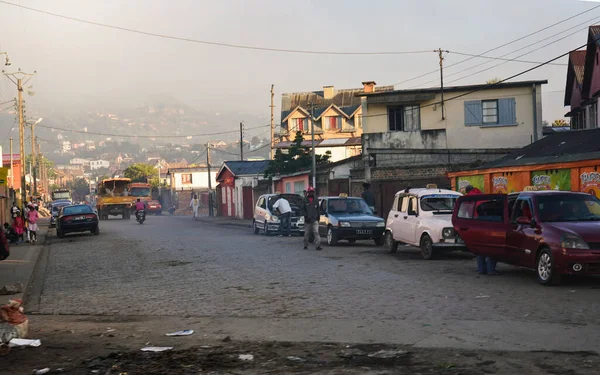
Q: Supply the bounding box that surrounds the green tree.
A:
[123,163,158,183]
[67,178,90,200]
[264,131,331,179]
[486,77,501,84]
[552,119,569,127]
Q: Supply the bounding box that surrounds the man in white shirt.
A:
[272,195,292,237]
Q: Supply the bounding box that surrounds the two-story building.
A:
[356,79,546,217]
[90,160,110,170]
[564,26,600,129]
[277,82,394,162]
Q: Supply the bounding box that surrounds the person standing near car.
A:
[273,195,292,237]
[302,187,322,251]
[465,185,498,275]
[361,183,376,213]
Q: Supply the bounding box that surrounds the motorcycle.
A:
[135,210,146,224]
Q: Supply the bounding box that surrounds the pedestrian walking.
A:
[27,205,39,244]
[273,194,292,237]
[465,185,498,275]
[13,215,24,244]
[361,183,376,213]
[190,194,200,219]
[10,203,20,219]
[301,187,322,250]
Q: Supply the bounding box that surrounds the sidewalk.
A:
[195,215,252,228]
[0,225,48,302]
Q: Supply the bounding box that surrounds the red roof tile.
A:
[570,50,587,84]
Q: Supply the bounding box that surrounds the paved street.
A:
[25,215,600,347]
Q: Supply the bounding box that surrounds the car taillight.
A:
[84,214,96,219]
[62,217,72,223]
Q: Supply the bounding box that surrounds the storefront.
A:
[448,129,600,196]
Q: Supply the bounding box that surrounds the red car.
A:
[452,191,600,285]
[147,200,163,215]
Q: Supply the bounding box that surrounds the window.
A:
[259,197,266,209]
[327,116,342,130]
[181,174,192,184]
[482,100,498,124]
[474,199,504,222]
[356,115,363,128]
[400,196,409,213]
[464,98,516,126]
[407,197,418,216]
[320,199,327,214]
[388,106,421,131]
[285,182,292,193]
[294,118,306,131]
[294,180,305,193]
[512,200,533,222]
[457,201,476,219]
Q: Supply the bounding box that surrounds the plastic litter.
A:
[0,299,29,344]
[8,338,41,347]
[475,295,490,299]
[32,369,50,375]
[141,346,173,352]
[287,356,306,362]
[238,354,254,361]
[165,330,194,336]
[367,349,408,359]
[0,283,24,295]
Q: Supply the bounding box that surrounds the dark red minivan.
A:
[452,191,600,285]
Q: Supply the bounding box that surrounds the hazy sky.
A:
[0,0,596,124]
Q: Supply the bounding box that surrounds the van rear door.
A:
[452,194,509,261]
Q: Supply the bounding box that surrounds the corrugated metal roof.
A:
[274,137,361,148]
[590,25,600,37]
[319,138,349,146]
[469,128,600,170]
[223,160,271,176]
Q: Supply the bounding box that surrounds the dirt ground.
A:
[2,334,598,375]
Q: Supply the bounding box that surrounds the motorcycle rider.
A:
[134,198,146,220]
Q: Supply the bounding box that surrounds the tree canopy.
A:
[264,131,331,180]
[123,163,158,183]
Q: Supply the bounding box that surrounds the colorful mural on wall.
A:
[580,168,600,197]
[491,173,520,194]
[531,169,571,191]
[457,175,484,193]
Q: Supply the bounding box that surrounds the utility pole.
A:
[239,122,244,161]
[31,129,36,196]
[9,137,13,189]
[270,84,275,159]
[206,142,213,217]
[437,48,449,120]
[37,142,41,199]
[310,102,316,189]
[3,70,35,211]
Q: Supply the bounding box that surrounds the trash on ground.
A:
[106,328,116,333]
[367,349,409,359]
[339,349,366,358]
[238,354,254,361]
[165,330,194,336]
[0,283,24,295]
[140,346,173,352]
[32,368,50,375]
[0,299,29,344]
[475,295,490,299]
[8,338,41,347]
[287,356,306,362]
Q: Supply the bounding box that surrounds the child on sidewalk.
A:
[26,206,39,244]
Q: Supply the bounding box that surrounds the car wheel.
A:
[253,220,259,234]
[374,236,384,246]
[94,226,100,236]
[536,248,562,286]
[264,221,270,236]
[348,239,356,244]
[420,234,435,260]
[327,227,338,246]
[385,231,398,253]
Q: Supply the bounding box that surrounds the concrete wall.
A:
[364,84,543,149]
[172,171,218,191]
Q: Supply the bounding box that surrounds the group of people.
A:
[5,202,40,245]
[272,187,322,251]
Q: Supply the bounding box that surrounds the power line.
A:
[448,51,567,66]
[35,123,270,138]
[0,0,434,56]
[392,4,600,86]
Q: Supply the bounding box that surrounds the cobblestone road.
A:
[34,215,600,326]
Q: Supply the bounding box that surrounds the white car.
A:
[384,186,466,259]
[253,193,305,236]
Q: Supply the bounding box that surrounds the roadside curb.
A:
[21,225,51,310]
[195,217,252,228]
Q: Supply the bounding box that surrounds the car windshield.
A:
[63,205,94,216]
[52,191,71,200]
[327,198,372,214]
[537,194,600,222]
[130,187,151,197]
[420,195,459,212]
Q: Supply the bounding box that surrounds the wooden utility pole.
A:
[31,127,37,196]
[37,142,42,199]
[270,84,275,159]
[437,48,449,120]
[239,122,244,161]
[206,142,213,217]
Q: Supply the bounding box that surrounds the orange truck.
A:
[127,182,153,203]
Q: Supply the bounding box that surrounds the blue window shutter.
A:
[498,98,516,125]
[464,100,482,126]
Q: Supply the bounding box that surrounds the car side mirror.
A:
[516,216,532,225]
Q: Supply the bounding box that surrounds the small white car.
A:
[384,186,466,259]
[253,193,305,235]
